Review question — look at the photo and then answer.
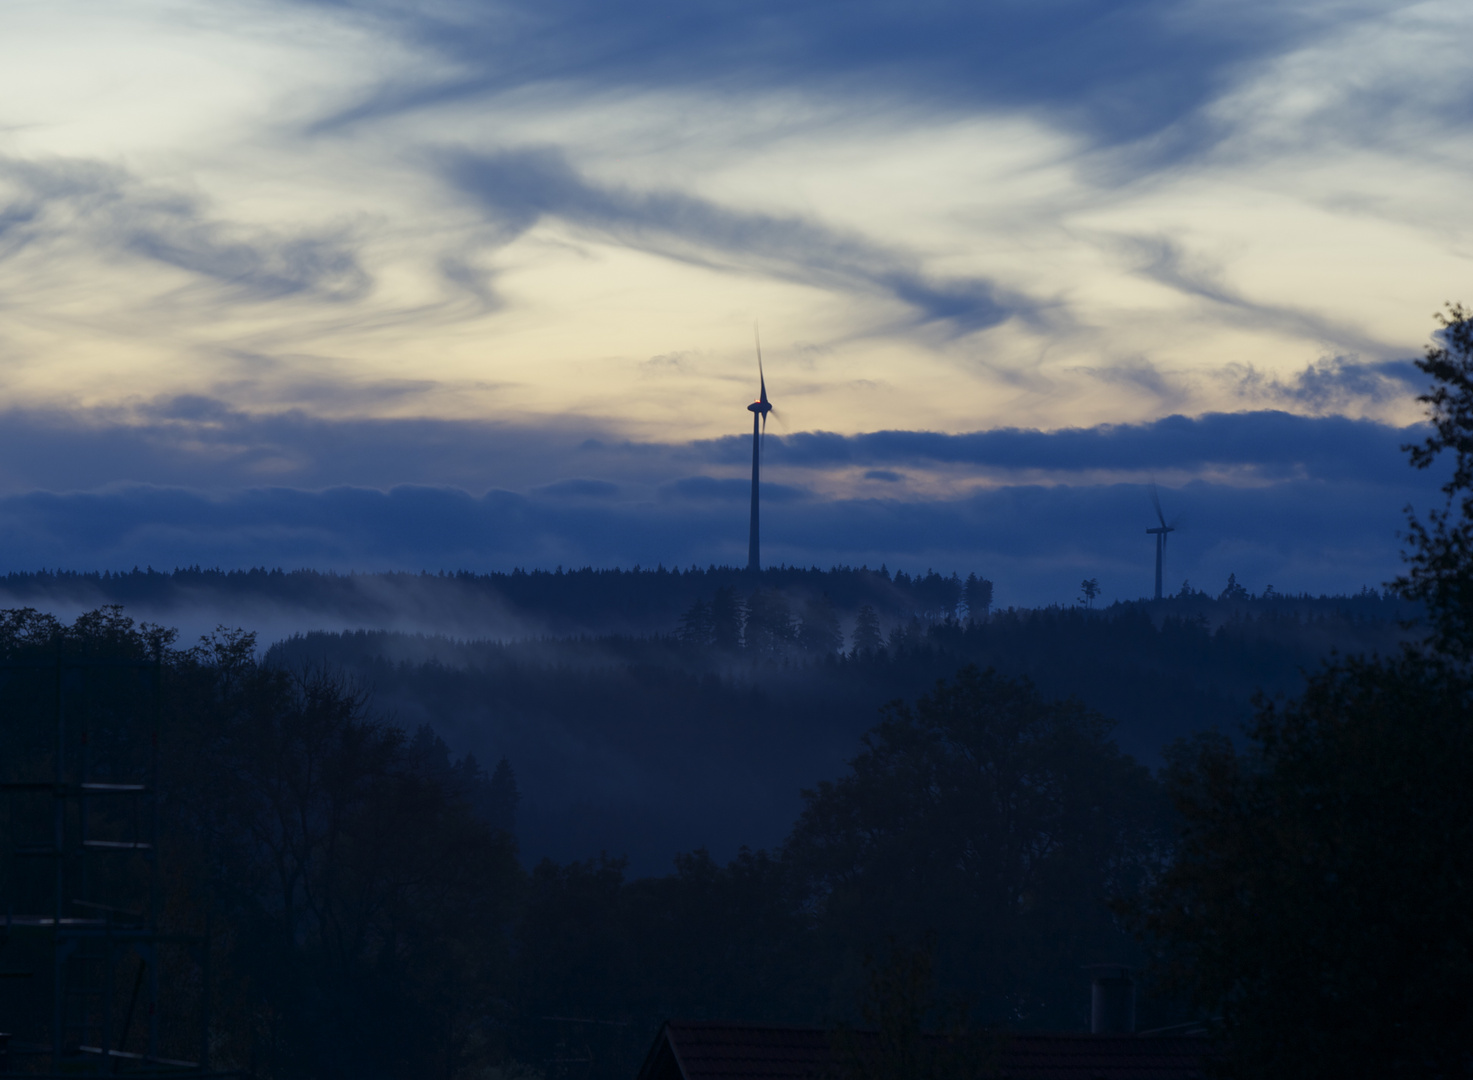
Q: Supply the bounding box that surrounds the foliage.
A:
[745,590,796,656]
[1217,574,1248,602]
[510,849,818,1080]
[1396,302,1473,656]
[962,575,993,622]
[173,659,523,1080]
[1139,653,1473,1077]
[0,572,1429,1080]
[798,594,844,654]
[1135,306,1473,1077]
[830,943,997,1080]
[851,605,884,655]
[785,665,1166,1027]
[0,610,526,1080]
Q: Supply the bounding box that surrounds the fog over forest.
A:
[0,566,1412,872]
[8,0,1473,1073]
[0,515,1457,1080]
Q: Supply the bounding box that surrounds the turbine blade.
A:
[754,323,769,405]
[761,410,767,458]
[1150,482,1167,529]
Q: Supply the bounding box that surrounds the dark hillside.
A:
[267,593,1411,873]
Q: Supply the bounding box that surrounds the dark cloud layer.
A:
[308,0,1332,156]
[0,403,1445,607]
[698,411,1425,486]
[0,474,1425,609]
[0,401,1430,494]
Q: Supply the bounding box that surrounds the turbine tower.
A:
[747,336,773,574]
[1146,485,1175,600]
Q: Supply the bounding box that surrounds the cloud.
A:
[1111,232,1395,355]
[1227,355,1426,412]
[700,411,1426,486]
[437,146,1026,333]
[661,476,809,502]
[0,157,370,304]
[533,478,621,499]
[306,0,1329,154]
[0,401,1433,497]
[1070,356,1190,410]
[0,400,1437,492]
[0,402,1446,606]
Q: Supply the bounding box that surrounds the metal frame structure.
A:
[0,653,219,1078]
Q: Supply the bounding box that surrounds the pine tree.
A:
[711,587,744,651]
[962,574,993,623]
[852,605,883,657]
[797,594,843,655]
[677,598,715,646]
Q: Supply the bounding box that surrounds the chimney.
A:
[1090,968,1135,1034]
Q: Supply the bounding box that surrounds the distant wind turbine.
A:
[1146,484,1177,601]
[747,329,773,574]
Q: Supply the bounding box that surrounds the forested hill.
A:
[267,594,1413,874]
[0,564,991,638]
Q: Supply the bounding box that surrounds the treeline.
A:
[670,582,1409,658]
[0,607,1168,1080]
[0,565,993,639]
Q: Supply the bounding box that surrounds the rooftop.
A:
[636,1021,1208,1080]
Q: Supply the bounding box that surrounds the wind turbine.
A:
[1147,484,1176,601]
[747,331,773,574]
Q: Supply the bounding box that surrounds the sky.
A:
[0,0,1469,607]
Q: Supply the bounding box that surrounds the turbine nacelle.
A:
[749,355,771,416]
[1145,484,1180,601]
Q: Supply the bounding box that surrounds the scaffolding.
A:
[0,653,219,1078]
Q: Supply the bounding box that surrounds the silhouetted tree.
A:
[174,657,524,1080]
[1219,573,1249,602]
[962,575,993,623]
[1079,579,1100,608]
[745,590,795,656]
[887,616,924,653]
[512,849,818,1080]
[1139,654,1473,1078]
[786,665,1164,1026]
[912,571,964,622]
[677,599,715,646]
[1396,302,1473,657]
[488,756,520,834]
[798,594,844,655]
[711,587,744,651]
[851,606,884,656]
[831,941,994,1080]
[1136,305,1473,1077]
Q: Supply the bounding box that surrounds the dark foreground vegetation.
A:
[6,309,1473,1080]
[0,608,1171,1080]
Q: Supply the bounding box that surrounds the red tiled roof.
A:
[637,1021,1208,1080]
